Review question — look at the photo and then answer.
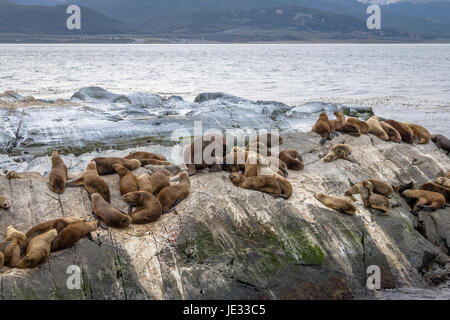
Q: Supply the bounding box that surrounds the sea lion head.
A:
[0,197,11,209]
[315,193,326,201]
[291,159,304,171]
[402,189,415,198]
[179,172,190,183]
[91,193,102,202]
[362,180,373,192]
[229,172,244,185]
[86,161,97,172]
[123,191,141,204]
[51,149,63,165]
[318,112,329,121]
[6,171,19,179]
[86,220,98,230]
[113,163,128,176]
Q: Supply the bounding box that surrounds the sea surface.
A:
[1,43,450,103]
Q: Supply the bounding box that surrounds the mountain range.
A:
[0,0,449,41]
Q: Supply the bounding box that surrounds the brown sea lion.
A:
[6,171,42,179]
[419,182,450,203]
[0,195,10,209]
[279,149,304,171]
[123,191,162,224]
[49,149,68,194]
[124,151,167,162]
[274,174,293,199]
[149,169,171,196]
[230,172,286,199]
[347,117,369,134]
[328,111,347,131]
[323,144,356,163]
[402,189,446,216]
[315,193,356,215]
[92,193,132,228]
[362,181,391,215]
[16,229,57,269]
[183,134,228,176]
[383,120,414,144]
[51,220,98,252]
[379,121,402,143]
[66,161,111,203]
[345,179,394,202]
[113,164,139,196]
[1,226,28,267]
[365,117,389,141]
[92,157,141,175]
[404,123,431,144]
[26,217,83,241]
[137,173,153,194]
[431,134,450,154]
[157,172,191,213]
[435,177,450,188]
[222,150,247,173]
[312,112,332,145]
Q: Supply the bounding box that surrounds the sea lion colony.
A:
[0,114,449,271]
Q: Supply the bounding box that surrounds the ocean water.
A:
[0,43,450,103]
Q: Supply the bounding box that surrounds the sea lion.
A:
[362,181,391,215]
[431,134,450,154]
[347,117,369,134]
[365,117,389,141]
[16,229,57,269]
[222,150,247,173]
[92,157,141,175]
[137,173,153,194]
[279,149,304,171]
[314,193,356,215]
[312,112,332,145]
[345,179,394,202]
[26,217,83,241]
[379,121,402,143]
[149,169,171,196]
[402,189,446,215]
[328,111,347,131]
[248,133,282,149]
[419,182,450,203]
[113,164,139,196]
[0,226,28,267]
[124,151,167,162]
[183,134,228,176]
[435,177,450,188]
[92,193,132,228]
[49,149,68,194]
[66,161,111,203]
[123,191,162,224]
[6,170,42,179]
[51,220,98,252]
[0,195,11,209]
[404,123,431,144]
[157,172,191,213]
[230,172,287,199]
[383,120,414,144]
[323,144,356,163]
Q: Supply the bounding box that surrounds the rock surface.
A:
[0,132,449,300]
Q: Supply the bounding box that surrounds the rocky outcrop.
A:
[0,132,449,300]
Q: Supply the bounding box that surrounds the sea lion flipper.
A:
[66,176,84,187]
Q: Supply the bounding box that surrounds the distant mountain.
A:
[0,0,135,34]
[9,0,65,6]
[383,1,450,23]
[69,0,450,39]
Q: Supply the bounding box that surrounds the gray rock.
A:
[0,132,449,300]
